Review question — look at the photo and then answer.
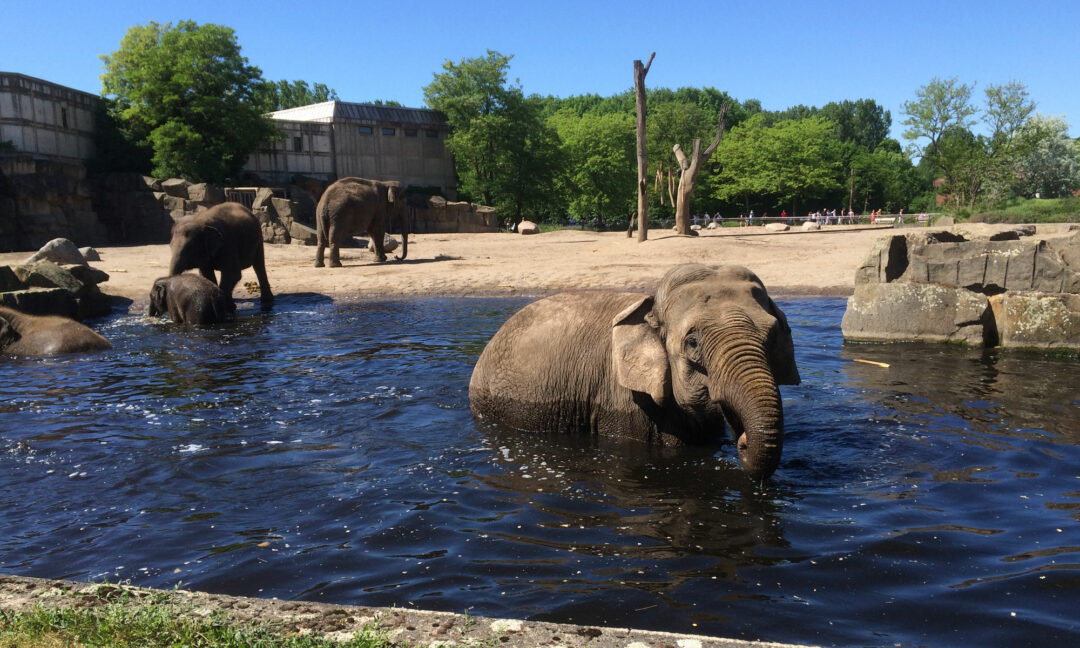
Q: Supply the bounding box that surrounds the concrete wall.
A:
[0,73,97,164]
[245,121,335,183]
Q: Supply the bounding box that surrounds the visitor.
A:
[748,209,755,226]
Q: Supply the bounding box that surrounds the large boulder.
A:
[844,229,1080,350]
[801,221,821,231]
[841,282,991,345]
[2,261,112,318]
[518,220,539,235]
[160,178,190,199]
[255,209,290,245]
[187,183,225,205]
[765,223,790,232]
[24,238,86,266]
[288,220,317,246]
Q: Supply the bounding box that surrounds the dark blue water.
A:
[2,295,1078,647]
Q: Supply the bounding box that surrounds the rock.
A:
[371,235,399,255]
[79,247,101,262]
[143,176,163,192]
[706,222,718,229]
[187,183,225,205]
[765,223,790,232]
[252,187,276,212]
[518,220,539,235]
[0,288,79,319]
[690,224,702,231]
[271,197,298,224]
[844,229,1080,349]
[989,292,1080,351]
[0,265,26,292]
[288,221,318,246]
[255,210,290,245]
[14,261,86,295]
[801,221,821,231]
[160,178,190,199]
[63,264,110,287]
[24,238,87,266]
[841,282,992,345]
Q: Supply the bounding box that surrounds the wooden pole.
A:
[632,52,655,242]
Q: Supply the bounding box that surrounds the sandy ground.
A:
[3,222,1071,309]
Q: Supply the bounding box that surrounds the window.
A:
[404,128,418,137]
[61,108,68,129]
[293,136,303,152]
[426,129,438,138]
[382,127,396,136]
[357,126,373,134]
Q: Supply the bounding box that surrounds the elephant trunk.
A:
[702,316,784,481]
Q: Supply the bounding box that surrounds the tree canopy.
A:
[254,79,339,112]
[100,21,277,182]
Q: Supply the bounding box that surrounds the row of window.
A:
[291,126,441,151]
[356,126,439,138]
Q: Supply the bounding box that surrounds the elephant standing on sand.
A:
[0,306,111,356]
[469,264,801,482]
[169,203,273,307]
[149,274,236,325]
[315,177,408,267]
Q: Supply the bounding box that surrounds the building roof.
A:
[268,100,447,128]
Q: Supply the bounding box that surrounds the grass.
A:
[0,601,395,648]
[958,196,1080,224]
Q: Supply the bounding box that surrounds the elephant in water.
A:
[469,264,801,481]
[149,274,236,325]
[169,203,273,307]
[0,306,111,356]
[315,177,407,267]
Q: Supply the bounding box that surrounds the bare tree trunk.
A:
[673,102,728,236]
[667,170,676,209]
[631,52,655,241]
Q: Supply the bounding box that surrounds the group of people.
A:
[807,209,856,225]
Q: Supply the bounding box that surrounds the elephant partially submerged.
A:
[315,177,407,267]
[0,306,111,357]
[469,264,801,481]
[149,274,236,325]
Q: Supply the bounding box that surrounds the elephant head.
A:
[611,264,800,480]
[169,220,224,276]
[148,278,169,317]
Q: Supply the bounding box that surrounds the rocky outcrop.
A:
[90,172,173,244]
[842,228,1080,350]
[1,259,112,319]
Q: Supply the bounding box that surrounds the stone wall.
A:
[842,225,1080,351]
[0,156,108,251]
[406,195,498,234]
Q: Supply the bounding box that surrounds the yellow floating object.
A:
[853,358,890,368]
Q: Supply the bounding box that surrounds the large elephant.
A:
[469,264,801,481]
[314,177,408,267]
[0,306,111,356]
[169,203,273,306]
[149,274,236,325]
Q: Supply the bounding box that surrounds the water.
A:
[1,295,1078,647]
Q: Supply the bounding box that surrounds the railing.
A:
[686,213,945,228]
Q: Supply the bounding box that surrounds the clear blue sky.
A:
[3,0,1078,141]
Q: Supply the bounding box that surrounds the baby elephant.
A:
[0,305,111,356]
[149,274,236,325]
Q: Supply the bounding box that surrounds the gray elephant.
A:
[0,305,111,356]
[469,264,800,481]
[169,203,273,306]
[315,177,408,267]
[149,274,236,325]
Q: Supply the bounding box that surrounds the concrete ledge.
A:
[0,574,812,647]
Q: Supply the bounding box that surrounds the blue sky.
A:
[3,0,1078,141]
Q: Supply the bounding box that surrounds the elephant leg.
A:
[328,222,343,267]
[252,247,274,306]
[199,265,216,285]
[371,223,387,262]
[315,241,326,267]
[218,268,242,303]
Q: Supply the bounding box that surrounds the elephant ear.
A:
[148,281,167,317]
[203,225,224,257]
[765,296,801,385]
[611,295,670,407]
[0,314,18,348]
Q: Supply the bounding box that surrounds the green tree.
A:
[254,79,339,112]
[100,21,277,182]
[1010,114,1080,198]
[901,76,978,159]
[548,109,636,223]
[424,50,561,219]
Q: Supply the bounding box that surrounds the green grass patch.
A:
[958,197,1080,224]
[0,602,394,648]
